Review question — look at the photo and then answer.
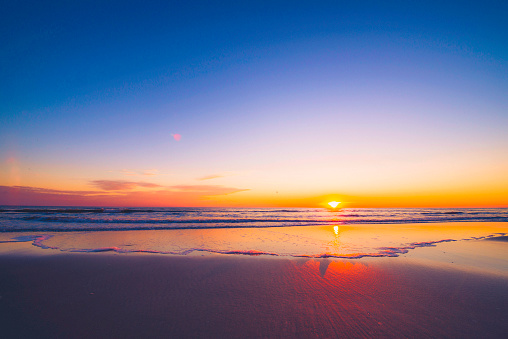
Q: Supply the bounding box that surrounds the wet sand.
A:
[0,239,507,338]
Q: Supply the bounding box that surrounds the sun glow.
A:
[328,201,341,208]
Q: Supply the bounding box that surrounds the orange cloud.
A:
[90,180,162,191]
[0,186,107,196]
[1,185,505,208]
[196,171,240,181]
[170,185,249,195]
[0,184,248,207]
[111,169,160,177]
[197,174,225,181]
[141,169,159,176]
[0,186,117,207]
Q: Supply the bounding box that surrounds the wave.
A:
[0,208,185,214]
[421,211,463,215]
[0,207,308,214]
[15,214,508,224]
[119,208,157,213]
[0,223,332,233]
[18,216,335,224]
[1,207,507,233]
[0,208,106,213]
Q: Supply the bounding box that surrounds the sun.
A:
[328,201,341,208]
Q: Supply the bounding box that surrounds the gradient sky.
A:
[1,0,507,207]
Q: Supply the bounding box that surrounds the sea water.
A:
[0,207,507,258]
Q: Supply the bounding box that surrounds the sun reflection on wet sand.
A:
[0,227,507,337]
[1,222,506,262]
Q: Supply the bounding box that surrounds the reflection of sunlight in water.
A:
[2,222,507,260]
[330,225,341,254]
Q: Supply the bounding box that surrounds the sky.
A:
[1,0,507,207]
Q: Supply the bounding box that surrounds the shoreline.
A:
[0,237,507,338]
[0,222,507,338]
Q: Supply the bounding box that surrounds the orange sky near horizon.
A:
[1,169,507,208]
[2,148,508,207]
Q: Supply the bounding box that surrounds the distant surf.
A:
[0,207,507,232]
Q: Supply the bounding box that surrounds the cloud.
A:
[170,185,249,195]
[0,185,119,206]
[0,184,249,207]
[90,180,162,191]
[197,171,240,181]
[0,185,103,196]
[111,169,160,177]
[141,169,159,176]
[117,170,138,176]
[197,174,225,181]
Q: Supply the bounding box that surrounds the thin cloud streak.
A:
[110,169,160,177]
[197,174,225,181]
[197,171,240,181]
[0,184,249,207]
[170,185,249,195]
[0,186,110,196]
[90,180,162,191]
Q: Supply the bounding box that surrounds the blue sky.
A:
[1,0,507,206]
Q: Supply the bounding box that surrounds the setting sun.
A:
[328,201,341,208]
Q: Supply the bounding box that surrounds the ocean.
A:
[1,207,507,258]
[1,207,507,232]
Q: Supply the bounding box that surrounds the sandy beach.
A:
[1,234,507,339]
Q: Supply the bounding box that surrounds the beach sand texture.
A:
[0,227,507,338]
